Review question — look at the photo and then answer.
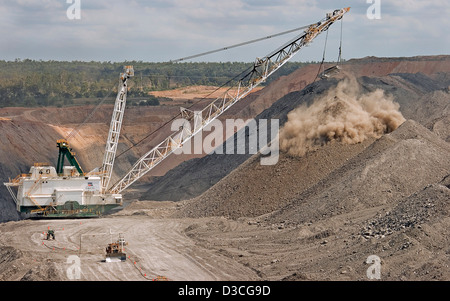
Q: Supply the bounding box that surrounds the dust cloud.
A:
[280,77,406,156]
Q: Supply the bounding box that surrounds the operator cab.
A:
[29,165,58,179]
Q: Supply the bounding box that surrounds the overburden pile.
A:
[280,76,406,157]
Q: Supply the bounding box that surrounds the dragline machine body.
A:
[3,67,134,218]
[4,8,350,218]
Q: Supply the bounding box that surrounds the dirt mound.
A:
[361,180,450,239]
[140,58,449,205]
[268,120,450,225]
[355,73,450,142]
[174,139,374,219]
[155,72,446,208]
[279,76,405,157]
[407,89,450,142]
[0,246,22,266]
[20,260,60,281]
[0,245,29,281]
[176,119,450,220]
[174,120,450,281]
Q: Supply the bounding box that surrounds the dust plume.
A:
[280,77,406,156]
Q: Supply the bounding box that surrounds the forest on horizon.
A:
[0,59,318,108]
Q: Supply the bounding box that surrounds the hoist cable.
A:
[114,66,253,160]
[170,24,312,63]
[66,83,117,141]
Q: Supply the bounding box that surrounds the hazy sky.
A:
[1,0,449,62]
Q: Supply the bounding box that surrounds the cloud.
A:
[0,0,447,61]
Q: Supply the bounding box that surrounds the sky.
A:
[1,0,449,63]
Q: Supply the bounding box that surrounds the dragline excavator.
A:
[4,8,350,218]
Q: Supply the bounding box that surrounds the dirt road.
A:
[0,208,259,281]
[1,193,450,281]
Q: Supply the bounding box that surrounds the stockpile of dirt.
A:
[0,245,56,281]
[356,73,450,142]
[407,89,450,142]
[0,246,23,281]
[145,73,449,205]
[169,69,449,279]
[175,139,374,219]
[279,76,406,156]
[176,120,450,281]
[361,177,450,239]
[176,119,449,221]
[267,120,450,225]
[180,174,450,281]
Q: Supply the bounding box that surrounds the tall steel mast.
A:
[100,66,134,193]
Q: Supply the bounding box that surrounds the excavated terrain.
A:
[0,55,449,281]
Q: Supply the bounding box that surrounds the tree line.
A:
[0,59,313,108]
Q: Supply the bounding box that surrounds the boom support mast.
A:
[108,7,350,195]
[56,139,84,175]
[100,66,134,193]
